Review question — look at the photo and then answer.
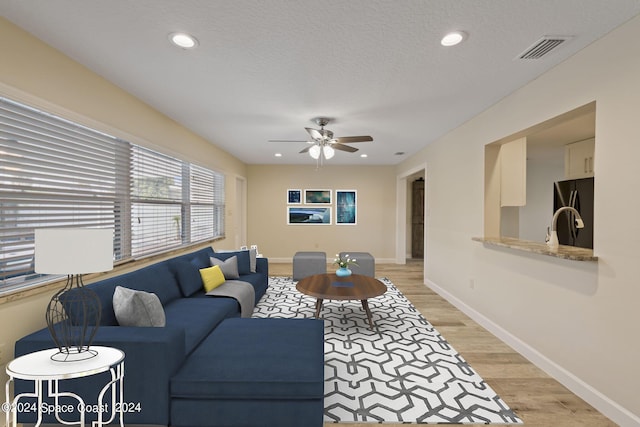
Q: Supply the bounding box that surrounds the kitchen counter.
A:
[472,236,598,261]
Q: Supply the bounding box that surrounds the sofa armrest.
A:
[14,326,186,426]
[256,257,269,276]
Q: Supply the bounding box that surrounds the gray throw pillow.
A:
[248,248,257,273]
[210,255,240,279]
[113,286,166,327]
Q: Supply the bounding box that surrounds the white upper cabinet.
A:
[565,138,595,179]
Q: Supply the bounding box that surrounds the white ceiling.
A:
[2,1,640,165]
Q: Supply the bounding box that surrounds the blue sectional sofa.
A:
[14,246,325,427]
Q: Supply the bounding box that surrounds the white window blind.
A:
[0,96,225,291]
[190,164,225,242]
[130,146,184,257]
[0,97,123,288]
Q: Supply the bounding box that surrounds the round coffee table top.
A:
[296,273,386,301]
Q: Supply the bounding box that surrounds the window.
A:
[0,96,225,292]
[130,145,184,257]
[189,163,224,243]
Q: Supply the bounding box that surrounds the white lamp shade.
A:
[323,145,335,159]
[309,144,321,159]
[35,228,114,274]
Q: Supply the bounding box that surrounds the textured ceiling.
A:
[2,1,640,165]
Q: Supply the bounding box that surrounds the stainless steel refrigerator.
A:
[553,177,594,249]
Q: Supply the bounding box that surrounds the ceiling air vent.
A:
[517,36,572,60]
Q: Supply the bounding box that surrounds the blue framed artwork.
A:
[336,190,357,225]
[304,189,332,204]
[287,207,332,224]
[287,189,301,204]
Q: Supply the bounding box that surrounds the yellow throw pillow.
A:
[200,265,226,292]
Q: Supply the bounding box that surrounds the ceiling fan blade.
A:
[332,143,359,153]
[267,139,309,143]
[299,146,312,154]
[335,135,373,143]
[305,127,323,141]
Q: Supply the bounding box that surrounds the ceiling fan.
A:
[268,117,373,160]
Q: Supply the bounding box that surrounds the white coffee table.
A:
[5,346,125,427]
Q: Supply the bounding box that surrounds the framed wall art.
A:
[287,189,302,204]
[304,189,332,204]
[336,190,357,224]
[287,206,332,225]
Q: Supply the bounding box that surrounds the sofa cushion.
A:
[79,262,182,326]
[171,246,215,269]
[163,298,239,354]
[172,259,204,297]
[210,256,240,279]
[212,250,251,275]
[124,262,182,305]
[200,265,226,292]
[171,318,325,400]
[113,286,166,327]
[170,247,217,297]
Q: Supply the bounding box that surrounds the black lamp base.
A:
[46,274,102,362]
[50,346,99,362]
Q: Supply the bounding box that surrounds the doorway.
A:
[411,177,425,258]
[396,165,427,271]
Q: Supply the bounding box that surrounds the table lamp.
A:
[35,228,113,362]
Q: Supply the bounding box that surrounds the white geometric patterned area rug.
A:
[253,277,522,425]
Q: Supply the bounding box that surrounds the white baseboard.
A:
[425,278,640,427]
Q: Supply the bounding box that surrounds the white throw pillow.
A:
[112,286,166,327]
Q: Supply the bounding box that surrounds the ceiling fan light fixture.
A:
[323,145,335,159]
[309,144,321,159]
[274,117,373,164]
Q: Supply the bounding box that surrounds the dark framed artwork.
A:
[304,189,332,204]
[287,207,332,224]
[287,189,302,204]
[336,190,357,224]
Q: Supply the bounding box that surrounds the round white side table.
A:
[5,346,125,427]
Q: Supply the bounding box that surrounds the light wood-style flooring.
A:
[268,260,616,427]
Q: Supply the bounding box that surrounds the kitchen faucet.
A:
[546,206,584,249]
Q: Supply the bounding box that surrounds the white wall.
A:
[397,14,640,426]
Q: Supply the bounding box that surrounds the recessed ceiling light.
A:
[169,32,199,49]
[441,31,467,47]
[360,154,368,158]
[274,153,282,157]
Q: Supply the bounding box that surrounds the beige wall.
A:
[397,15,640,425]
[246,165,396,262]
[0,17,246,391]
